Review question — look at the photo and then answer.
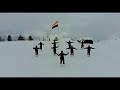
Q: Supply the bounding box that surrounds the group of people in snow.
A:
[33,39,95,65]
[33,42,44,55]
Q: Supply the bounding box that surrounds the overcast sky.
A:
[0,13,120,41]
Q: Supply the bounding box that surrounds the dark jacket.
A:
[56,52,69,60]
[38,42,44,49]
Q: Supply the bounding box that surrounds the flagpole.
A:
[58,27,59,40]
[51,20,59,40]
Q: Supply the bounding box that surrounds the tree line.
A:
[0,35,51,42]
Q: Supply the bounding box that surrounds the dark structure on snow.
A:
[28,36,33,40]
[18,35,25,40]
[7,35,12,41]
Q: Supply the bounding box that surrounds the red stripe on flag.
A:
[51,20,58,27]
[52,24,58,29]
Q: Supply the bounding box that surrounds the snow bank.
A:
[0,38,120,77]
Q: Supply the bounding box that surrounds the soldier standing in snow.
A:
[66,40,74,48]
[51,45,59,55]
[51,40,59,55]
[38,42,44,50]
[81,40,84,48]
[66,45,77,56]
[84,45,95,56]
[52,39,59,47]
[33,45,40,56]
[56,51,69,64]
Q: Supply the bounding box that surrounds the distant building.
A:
[7,35,12,41]
[18,35,25,40]
[80,37,93,44]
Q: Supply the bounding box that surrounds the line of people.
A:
[33,39,95,65]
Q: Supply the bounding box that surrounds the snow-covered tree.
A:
[7,35,12,41]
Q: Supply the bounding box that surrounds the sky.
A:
[0,13,120,41]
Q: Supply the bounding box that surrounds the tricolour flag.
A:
[51,20,58,29]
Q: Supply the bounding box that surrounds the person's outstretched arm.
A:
[91,47,95,49]
[66,47,70,49]
[64,53,69,56]
[66,53,69,55]
[37,47,40,49]
[56,45,59,48]
[84,47,88,49]
[73,47,77,50]
[56,53,59,56]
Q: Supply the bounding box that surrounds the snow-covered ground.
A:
[0,38,120,77]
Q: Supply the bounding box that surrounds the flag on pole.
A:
[51,20,58,29]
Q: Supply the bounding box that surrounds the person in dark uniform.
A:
[81,40,84,48]
[66,45,77,56]
[33,45,40,56]
[52,39,59,47]
[66,40,74,48]
[51,45,59,55]
[84,45,95,56]
[56,51,69,64]
[38,42,44,50]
